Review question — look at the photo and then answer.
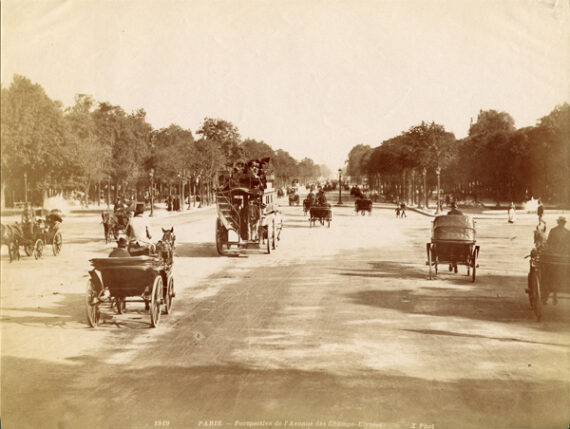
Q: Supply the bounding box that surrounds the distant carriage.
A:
[355,198,372,215]
[309,205,332,228]
[288,193,300,206]
[426,215,479,282]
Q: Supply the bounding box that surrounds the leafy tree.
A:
[196,117,242,167]
[1,75,72,205]
[346,144,372,183]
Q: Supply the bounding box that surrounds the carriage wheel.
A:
[266,223,272,254]
[52,231,63,256]
[33,239,44,260]
[327,219,331,228]
[86,279,101,328]
[471,247,478,283]
[427,243,433,280]
[163,276,174,315]
[24,243,33,256]
[272,221,278,250]
[150,276,163,328]
[528,269,542,321]
[361,210,365,216]
[215,218,227,256]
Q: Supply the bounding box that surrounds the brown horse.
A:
[156,227,175,263]
[1,223,22,262]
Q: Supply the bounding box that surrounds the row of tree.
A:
[1,75,330,208]
[346,104,570,205]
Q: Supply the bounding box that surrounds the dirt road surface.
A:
[1,200,569,429]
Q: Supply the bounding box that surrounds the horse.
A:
[1,223,22,262]
[156,227,175,263]
[101,210,130,243]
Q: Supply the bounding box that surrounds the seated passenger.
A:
[109,237,130,257]
[316,190,328,206]
[547,216,570,255]
[447,201,463,215]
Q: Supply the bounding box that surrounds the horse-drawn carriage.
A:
[303,198,312,216]
[309,205,332,228]
[426,214,479,281]
[526,250,569,321]
[101,207,131,242]
[355,198,372,215]
[86,256,174,328]
[289,193,300,206]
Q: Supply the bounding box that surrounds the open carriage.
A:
[426,214,479,281]
[355,198,372,215]
[86,256,174,328]
[526,250,569,321]
[289,193,300,206]
[23,209,63,259]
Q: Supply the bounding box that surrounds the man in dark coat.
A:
[447,201,463,215]
[547,216,570,255]
[109,237,130,257]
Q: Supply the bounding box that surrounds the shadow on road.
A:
[175,242,218,258]
[339,260,427,280]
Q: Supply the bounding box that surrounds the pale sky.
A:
[2,0,569,170]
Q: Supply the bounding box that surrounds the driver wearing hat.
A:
[547,216,570,255]
[109,237,130,257]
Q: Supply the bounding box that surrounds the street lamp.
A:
[149,168,154,217]
[337,168,343,205]
[435,166,441,214]
[422,167,427,209]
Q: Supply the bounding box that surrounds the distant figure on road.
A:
[508,202,517,224]
[447,201,463,215]
[534,221,547,252]
[537,199,544,221]
[399,202,407,218]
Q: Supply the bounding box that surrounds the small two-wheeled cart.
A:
[355,198,372,216]
[426,214,480,282]
[86,256,174,328]
[216,186,279,255]
[309,205,332,228]
[289,193,300,206]
[526,250,569,321]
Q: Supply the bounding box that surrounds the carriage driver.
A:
[21,202,35,237]
[126,205,152,252]
[109,237,130,257]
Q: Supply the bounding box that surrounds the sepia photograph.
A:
[1,1,569,428]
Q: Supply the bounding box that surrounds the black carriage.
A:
[21,210,63,259]
[526,251,569,321]
[289,193,300,206]
[101,208,130,242]
[309,205,332,228]
[355,198,372,215]
[426,215,480,281]
[86,256,174,328]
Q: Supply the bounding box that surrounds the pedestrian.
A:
[395,203,400,218]
[534,221,547,252]
[399,202,407,218]
[508,202,517,224]
[537,199,544,221]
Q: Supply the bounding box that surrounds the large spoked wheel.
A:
[272,220,278,250]
[33,239,44,260]
[215,218,227,256]
[427,243,433,280]
[163,276,174,315]
[266,223,272,254]
[150,276,163,328]
[86,279,101,328]
[471,251,477,283]
[327,218,331,228]
[52,231,63,256]
[529,270,542,321]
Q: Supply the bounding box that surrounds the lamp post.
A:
[435,166,441,214]
[24,171,28,204]
[422,167,427,209]
[337,168,343,205]
[149,168,154,217]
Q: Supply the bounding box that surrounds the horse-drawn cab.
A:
[426,214,479,281]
